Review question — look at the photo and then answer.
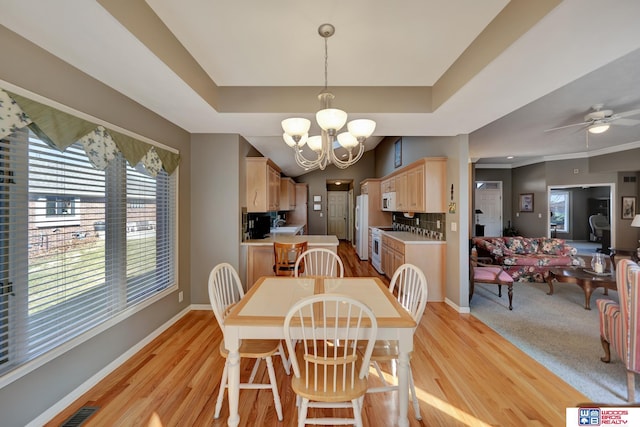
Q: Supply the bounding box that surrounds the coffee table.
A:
[546,267,617,310]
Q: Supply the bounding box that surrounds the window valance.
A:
[0,88,180,176]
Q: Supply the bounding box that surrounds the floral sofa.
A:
[472,236,581,283]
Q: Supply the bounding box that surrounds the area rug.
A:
[470,279,639,404]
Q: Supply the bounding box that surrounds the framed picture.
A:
[394,138,402,168]
[313,195,321,202]
[519,193,534,212]
[622,196,636,219]
[313,203,321,211]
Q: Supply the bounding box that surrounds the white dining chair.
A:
[284,294,378,427]
[365,263,428,420]
[294,248,344,277]
[207,262,289,420]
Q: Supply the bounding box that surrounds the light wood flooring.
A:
[46,241,588,426]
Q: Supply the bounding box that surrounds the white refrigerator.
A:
[355,194,369,260]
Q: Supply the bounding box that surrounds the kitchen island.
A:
[241,235,339,288]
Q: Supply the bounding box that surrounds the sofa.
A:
[472,236,580,283]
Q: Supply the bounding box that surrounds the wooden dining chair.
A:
[207,262,289,420]
[284,294,378,427]
[294,248,344,277]
[273,240,308,276]
[364,263,428,420]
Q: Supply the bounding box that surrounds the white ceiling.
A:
[2,0,640,176]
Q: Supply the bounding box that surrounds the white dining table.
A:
[223,276,417,427]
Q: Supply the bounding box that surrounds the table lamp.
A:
[475,209,483,224]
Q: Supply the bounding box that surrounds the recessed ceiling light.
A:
[335,181,341,185]
[507,156,514,159]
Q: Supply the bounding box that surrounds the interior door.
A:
[475,181,503,237]
[327,191,348,239]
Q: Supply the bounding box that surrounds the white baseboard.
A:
[445,297,470,313]
[27,305,193,427]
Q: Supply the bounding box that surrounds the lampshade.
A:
[631,214,640,227]
[316,108,347,134]
[307,135,323,152]
[281,118,311,138]
[347,119,376,140]
[588,123,610,134]
[337,132,359,149]
[283,133,307,148]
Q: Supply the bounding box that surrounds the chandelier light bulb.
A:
[337,132,359,149]
[281,117,311,138]
[316,108,347,135]
[347,119,376,140]
[283,132,307,148]
[307,135,323,152]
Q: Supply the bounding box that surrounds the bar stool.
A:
[273,241,307,276]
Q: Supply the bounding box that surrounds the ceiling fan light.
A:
[316,108,347,133]
[307,135,323,152]
[588,123,610,134]
[337,132,359,149]
[281,117,311,136]
[347,119,376,139]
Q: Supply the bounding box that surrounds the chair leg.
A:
[507,283,513,310]
[408,364,422,420]
[248,358,261,383]
[498,284,502,297]
[600,336,612,363]
[373,361,389,386]
[265,356,283,421]
[627,371,636,403]
[277,342,291,375]
[214,361,229,419]
[352,398,364,427]
[298,398,309,427]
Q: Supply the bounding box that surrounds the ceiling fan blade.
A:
[611,118,640,126]
[544,122,588,132]
[614,108,640,119]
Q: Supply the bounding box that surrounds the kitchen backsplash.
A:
[392,212,446,240]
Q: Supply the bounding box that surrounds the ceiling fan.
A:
[545,104,640,134]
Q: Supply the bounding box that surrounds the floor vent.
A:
[60,406,99,427]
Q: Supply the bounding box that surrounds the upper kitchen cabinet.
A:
[384,157,446,213]
[279,177,296,211]
[246,157,281,212]
[381,176,395,193]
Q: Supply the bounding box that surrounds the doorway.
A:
[475,181,503,237]
[327,191,348,239]
[547,184,615,248]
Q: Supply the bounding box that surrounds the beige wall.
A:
[0,25,191,426]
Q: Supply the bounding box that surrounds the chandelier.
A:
[281,23,376,171]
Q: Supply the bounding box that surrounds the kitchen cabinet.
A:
[395,172,408,211]
[381,177,395,193]
[279,177,296,211]
[385,158,446,213]
[246,157,281,212]
[381,233,446,301]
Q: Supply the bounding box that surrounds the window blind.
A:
[0,128,177,376]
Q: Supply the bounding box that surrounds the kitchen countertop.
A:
[242,235,339,246]
[382,230,445,244]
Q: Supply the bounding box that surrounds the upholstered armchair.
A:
[597,258,640,403]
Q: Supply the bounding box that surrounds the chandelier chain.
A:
[324,36,329,91]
